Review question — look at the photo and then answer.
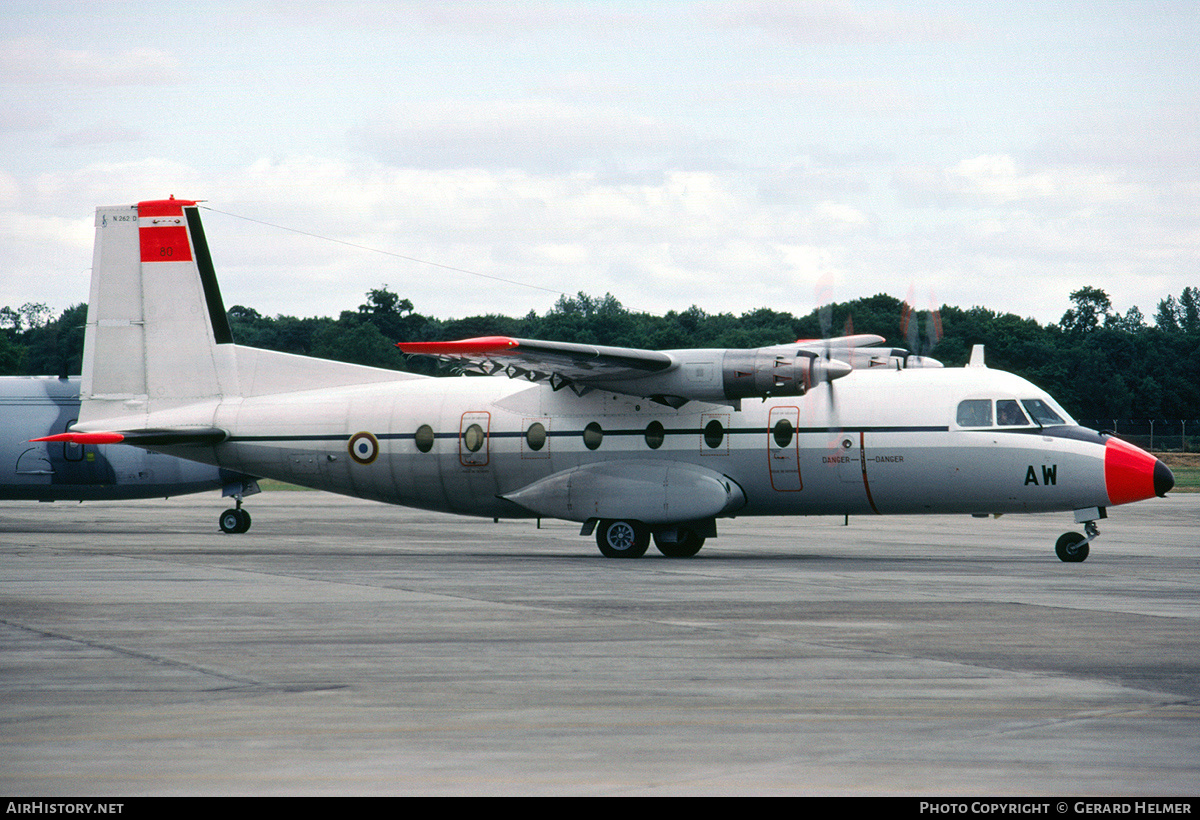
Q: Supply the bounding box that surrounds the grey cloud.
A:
[0,38,182,86]
[350,100,730,174]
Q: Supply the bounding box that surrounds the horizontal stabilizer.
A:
[32,427,228,447]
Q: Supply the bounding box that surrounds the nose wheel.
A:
[1056,520,1099,562]
[219,501,252,534]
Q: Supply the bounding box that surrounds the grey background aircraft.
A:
[2,375,258,526]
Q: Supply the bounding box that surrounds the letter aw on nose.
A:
[1024,464,1057,486]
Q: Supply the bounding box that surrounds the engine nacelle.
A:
[840,346,943,370]
[589,348,852,408]
[720,349,849,400]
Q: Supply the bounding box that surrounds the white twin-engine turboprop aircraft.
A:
[38,198,1174,560]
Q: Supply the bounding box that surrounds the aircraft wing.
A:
[397,335,856,407]
[793,333,886,351]
[396,336,673,389]
[792,334,943,370]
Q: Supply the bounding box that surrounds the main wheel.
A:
[596,519,650,558]
[1055,531,1089,562]
[654,529,705,558]
[219,508,251,534]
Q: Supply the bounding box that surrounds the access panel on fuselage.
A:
[767,406,802,491]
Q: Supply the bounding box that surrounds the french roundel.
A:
[348,431,380,465]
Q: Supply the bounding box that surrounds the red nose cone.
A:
[1105,437,1173,505]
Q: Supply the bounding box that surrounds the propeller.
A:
[925,294,944,362]
[899,287,943,367]
[813,276,848,449]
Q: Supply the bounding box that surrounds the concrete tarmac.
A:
[1,491,1197,796]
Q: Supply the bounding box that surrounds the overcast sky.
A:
[2,0,1198,333]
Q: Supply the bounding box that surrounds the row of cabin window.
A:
[411,419,737,453]
[407,402,1061,454]
[956,398,1065,429]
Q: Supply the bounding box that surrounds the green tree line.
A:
[4,285,1199,421]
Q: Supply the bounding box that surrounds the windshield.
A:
[956,396,1073,428]
[1021,398,1066,426]
[996,399,1028,426]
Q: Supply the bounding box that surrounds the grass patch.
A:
[256,478,314,491]
[1155,452,1200,492]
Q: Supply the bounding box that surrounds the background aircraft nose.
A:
[1105,436,1173,505]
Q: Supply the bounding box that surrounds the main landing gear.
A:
[219,499,252,534]
[653,528,706,558]
[592,519,707,558]
[595,519,650,558]
[1056,520,1100,562]
[218,477,259,534]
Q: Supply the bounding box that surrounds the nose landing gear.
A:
[1056,520,1099,562]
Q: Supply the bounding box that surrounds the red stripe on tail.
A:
[138,198,195,262]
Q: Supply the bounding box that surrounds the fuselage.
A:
[151,364,1161,522]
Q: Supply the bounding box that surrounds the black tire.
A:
[1055,532,1089,562]
[654,530,705,558]
[219,509,241,534]
[220,508,251,534]
[596,519,650,558]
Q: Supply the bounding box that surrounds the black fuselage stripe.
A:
[225,425,951,445]
[966,425,1105,444]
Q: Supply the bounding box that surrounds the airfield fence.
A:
[1075,419,1200,453]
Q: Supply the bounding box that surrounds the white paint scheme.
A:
[67,200,1172,557]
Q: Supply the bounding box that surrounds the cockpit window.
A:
[956,399,992,428]
[996,399,1029,426]
[1021,399,1066,426]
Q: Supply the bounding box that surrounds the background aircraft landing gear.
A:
[218,478,259,534]
[1056,520,1099,562]
[219,502,251,534]
[596,519,650,558]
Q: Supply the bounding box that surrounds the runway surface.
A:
[2,491,1197,795]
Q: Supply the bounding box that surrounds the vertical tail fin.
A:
[81,198,237,424]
